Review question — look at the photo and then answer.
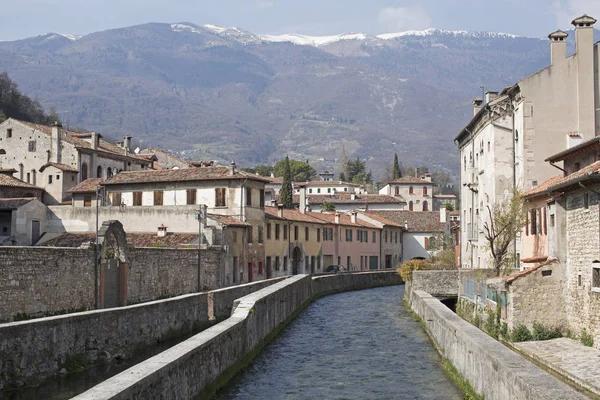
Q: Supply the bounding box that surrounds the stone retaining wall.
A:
[74,271,401,400]
[0,278,285,390]
[411,290,586,400]
[405,270,459,302]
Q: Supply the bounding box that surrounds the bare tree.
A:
[482,189,527,276]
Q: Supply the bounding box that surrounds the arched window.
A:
[107,167,113,178]
[423,186,428,196]
[81,163,88,181]
[423,201,429,211]
[97,166,103,179]
[0,149,5,155]
[409,186,414,194]
[394,186,399,196]
[409,201,413,211]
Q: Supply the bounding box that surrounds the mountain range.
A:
[0,22,590,180]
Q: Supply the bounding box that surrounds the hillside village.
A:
[2,7,600,400]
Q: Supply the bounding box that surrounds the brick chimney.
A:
[566,132,584,149]
[157,224,168,237]
[440,207,447,223]
[350,211,357,224]
[572,14,597,136]
[334,212,340,224]
[51,121,62,163]
[229,161,236,176]
[548,30,568,66]
[473,98,483,116]
[123,136,132,153]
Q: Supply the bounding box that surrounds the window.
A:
[258,226,263,244]
[395,232,398,243]
[275,224,280,240]
[542,207,547,235]
[248,226,253,244]
[327,188,331,193]
[346,229,353,242]
[409,186,414,194]
[215,188,226,207]
[578,274,582,287]
[97,166,103,179]
[305,227,309,241]
[107,168,113,179]
[26,172,30,183]
[154,190,163,206]
[530,209,537,235]
[133,191,143,206]
[48,175,52,184]
[6,129,12,138]
[309,189,313,194]
[311,256,315,271]
[258,262,263,275]
[259,189,265,207]
[317,257,321,270]
[28,140,36,152]
[275,256,280,271]
[56,174,60,181]
[409,201,413,211]
[347,256,351,270]
[266,257,272,273]
[294,225,299,241]
[283,256,288,271]
[584,193,589,209]
[550,214,555,227]
[487,141,490,152]
[423,186,428,196]
[317,188,321,193]
[394,186,399,195]
[112,192,122,206]
[81,163,88,181]
[574,162,581,173]
[385,231,388,242]
[423,201,429,211]
[372,231,376,243]
[232,231,237,243]
[593,262,600,291]
[283,224,288,240]
[84,195,92,207]
[186,189,196,205]
[267,223,272,240]
[317,228,321,242]
[246,187,252,206]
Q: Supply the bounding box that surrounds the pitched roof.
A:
[39,162,79,173]
[387,176,432,185]
[307,212,380,229]
[365,210,444,233]
[545,137,600,163]
[264,207,326,224]
[524,161,600,198]
[0,173,43,190]
[15,119,150,164]
[140,147,192,169]
[278,193,405,205]
[102,166,270,186]
[38,232,199,248]
[68,178,103,193]
[207,214,250,227]
[359,211,405,227]
[305,180,359,187]
[0,198,36,210]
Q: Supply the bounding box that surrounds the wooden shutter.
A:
[154,190,163,206]
[133,192,142,206]
[187,189,196,205]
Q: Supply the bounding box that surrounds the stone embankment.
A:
[410,290,587,400]
[73,271,401,399]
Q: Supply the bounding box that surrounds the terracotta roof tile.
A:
[102,166,270,186]
[545,137,600,163]
[0,173,43,189]
[265,207,326,224]
[387,176,432,185]
[207,214,250,227]
[38,232,199,248]
[307,212,380,229]
[359,211,405,227]
[0,198,36,210]
[365,210,444,233]
[39,162,79,173]
[68,178,103,193]
[525,161,600,197]
[277,193,405,205]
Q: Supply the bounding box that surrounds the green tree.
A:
[339,144,348,179]
[280,156,294,209]
[48,107,61,125]
[0,110,6,124]
[338,171,346,182]
[320,202,336,212]
[347,157,367,182]
[392,153,402,180]
[352,171,372,185]
[243,164,273,177]
[273,159,315,182]
[482,189,527,276]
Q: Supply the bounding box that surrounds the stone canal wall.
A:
[410,290,586,400]
[0,278,285,390]
[405,270,459,302]
[74,271,401,400]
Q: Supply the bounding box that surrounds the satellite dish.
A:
[134,147,140,154]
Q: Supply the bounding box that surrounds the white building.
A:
[378,175,434,211]
[455,14,600,269]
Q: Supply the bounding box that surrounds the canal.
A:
[214,285,463,399]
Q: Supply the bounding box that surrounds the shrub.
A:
[531,323,563,341]
[472,313,482,329]
[580,329,594,347]
[511,324,532,342]
[397,259,431,282]
[501,322,508,338]
[485,310,499,339]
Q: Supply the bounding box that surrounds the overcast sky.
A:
[1,0,599,40]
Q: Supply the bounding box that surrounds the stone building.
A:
[0,198,47,245]
[0,169,44,201]
[378,175,434,211]
[455,14,599,270]
[283,192,406,212]
[355,211,404,269]
[0,119,154,204]
[264,205,326,277]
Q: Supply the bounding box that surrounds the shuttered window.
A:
[187,189,196,205]
[112,192,122,206]
[215,188,226,207]
[154,190,163,206]
[84,195,92,207]
[133,192,142,206]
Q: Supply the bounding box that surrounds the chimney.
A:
[423,173,432,182]
[229,161,236,176]
[299,186,307,214]
[157,224,168,237]
[404,221,408,230]
[440,207,447,223]
[123,136,132,153]
[116,141,123,148]
[572,15,597,136]
[51,121,62,163]
[567,132,584,148]
[350,193,356,201]
[270,199,277,207]
[91,132,99,150]
[334,212,340,224]
[277,204,284,218]
[485,91,499,104]
[350,211,357,224]
[548,30,568,66]
[472,98,483,116]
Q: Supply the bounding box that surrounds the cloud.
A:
[553,0,600,28]
[378,5,432,32]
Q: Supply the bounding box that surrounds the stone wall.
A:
[410,290,586,400]
[0,246,224,322]
[73,271,401,400]
[405,270,458,302]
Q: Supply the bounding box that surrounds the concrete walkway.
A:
[515,338,600,397]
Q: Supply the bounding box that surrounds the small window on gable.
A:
[28,140,36,152]
[584,193,590,209]
[48,175,52,184]
[6,129,12,138]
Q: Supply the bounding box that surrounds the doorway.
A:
[292,246,302,275]
[248,262,253,283]
[31,220,40,245]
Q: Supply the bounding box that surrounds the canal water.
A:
[215,285,463,400]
